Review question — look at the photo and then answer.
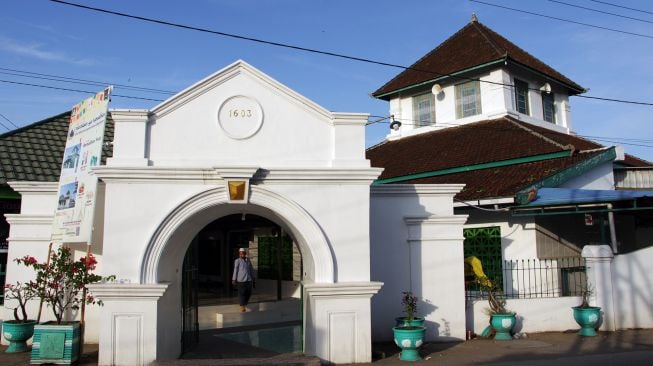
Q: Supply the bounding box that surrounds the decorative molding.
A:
[108,109,150,123]
[7,181,58,194]
[150,60,334,123]
[93,166,382,185]
[87,283,169,300]
[331,113,369,126]
[4,214,54,225]
[581,244,614,260]
[215,167,259,179]
[404,216,469,225]
[140,185,335,284]
[304,281,383,297]
[371,184,465,196]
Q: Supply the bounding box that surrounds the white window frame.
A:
[412,92,436,127]
[514,79,530,115]
[456,80,482,118]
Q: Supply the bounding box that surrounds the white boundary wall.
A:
[612,246,653,329]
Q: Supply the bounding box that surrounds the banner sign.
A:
[52,87,112,243]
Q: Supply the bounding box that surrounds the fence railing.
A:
[466,257,586,300]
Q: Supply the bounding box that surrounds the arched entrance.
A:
[180,213,304,358]
[139,185,334,360]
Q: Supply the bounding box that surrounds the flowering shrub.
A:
[15,246,111,324]
[401,291,418,322]
[3,280,37,322]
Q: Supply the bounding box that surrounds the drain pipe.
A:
[607,203,618,254]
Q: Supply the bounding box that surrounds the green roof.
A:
[0,111,114,187]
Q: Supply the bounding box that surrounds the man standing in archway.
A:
[232,247,255,312]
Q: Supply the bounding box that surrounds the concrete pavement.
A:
[2,329,652,365]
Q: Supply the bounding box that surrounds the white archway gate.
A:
[90,178,382,365]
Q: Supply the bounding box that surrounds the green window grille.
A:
[514,79,530,115]
[257,236,293,281]
[463,226,502,290]
[542,92,556,123]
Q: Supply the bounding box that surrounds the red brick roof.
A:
[373,19,584,99]
[365,117,631,200]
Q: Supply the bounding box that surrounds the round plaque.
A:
[217,95,264,139]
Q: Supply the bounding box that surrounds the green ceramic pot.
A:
[490,313,516,341]
[2,320,37,353]
[572,306,601,337]
[392,325,426,361]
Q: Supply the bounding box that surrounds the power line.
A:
[367,114,653,148]
[0,67,176,95]
[546,0,653,25]
[47,0,653,107]
[0,79,165,102]
[590,0,653,16]
[470,0,653,39]
[0,118,11,131]
[0,113,20,128]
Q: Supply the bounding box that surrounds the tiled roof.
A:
[0,112,114,186]
[366,116,649,201]
[373,19,584,99]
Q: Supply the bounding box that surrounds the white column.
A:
[107,109,149,167]
[405,215,468,341]
[88,283,169,366]
[581,245,616,331]
[304,282,382,364]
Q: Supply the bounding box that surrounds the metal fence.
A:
[466,257,587,300]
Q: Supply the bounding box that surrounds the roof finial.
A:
[471,13,478,23]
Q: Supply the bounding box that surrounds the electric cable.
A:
[546,0,653,25]
[47,0,653,107]
[470,0,653,39]
[0,67,176,95]
[0,113,20,128]
[590,0,653,16]
[0,79,165,102]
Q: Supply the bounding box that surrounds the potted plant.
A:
[2,275,38,353]
[15,246,110,364]
[392,291,426,361]
[395,291,425,327]
[572,286,601,337]
[478,276,515,341]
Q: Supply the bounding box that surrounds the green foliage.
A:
[401,291,418,322]
[15,246,114,324]
[3,280,38,322]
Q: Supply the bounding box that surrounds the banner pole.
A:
[36,242,53,323]
[79,243,91,360]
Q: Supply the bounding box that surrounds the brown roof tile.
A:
[373,19,584,98]
[366,116,617,200]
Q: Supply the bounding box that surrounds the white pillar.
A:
[581,245,616,331]
[107,109,149,167]
[304,282,382,364]
[405,215,468,341]
[88,283,169,366]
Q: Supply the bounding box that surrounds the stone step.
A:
[153,354,321,366]
[199,299,301,330]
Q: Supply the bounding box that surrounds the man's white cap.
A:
[239,247,247,252]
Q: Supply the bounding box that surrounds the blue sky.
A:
[2,0,653,161]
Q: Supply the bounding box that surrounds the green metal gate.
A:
[181,239,199,353]
[463,226,502,289]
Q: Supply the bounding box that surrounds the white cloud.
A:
[0,36,95,66]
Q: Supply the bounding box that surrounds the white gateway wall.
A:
[370,185,468,342]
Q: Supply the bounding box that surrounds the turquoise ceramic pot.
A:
[392,326,426,361]
[2,320,36,353]
[490,313,516,341]
[572,306,601,337]
[395,317,425,327]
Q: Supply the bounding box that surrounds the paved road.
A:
[2,329,652,365]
